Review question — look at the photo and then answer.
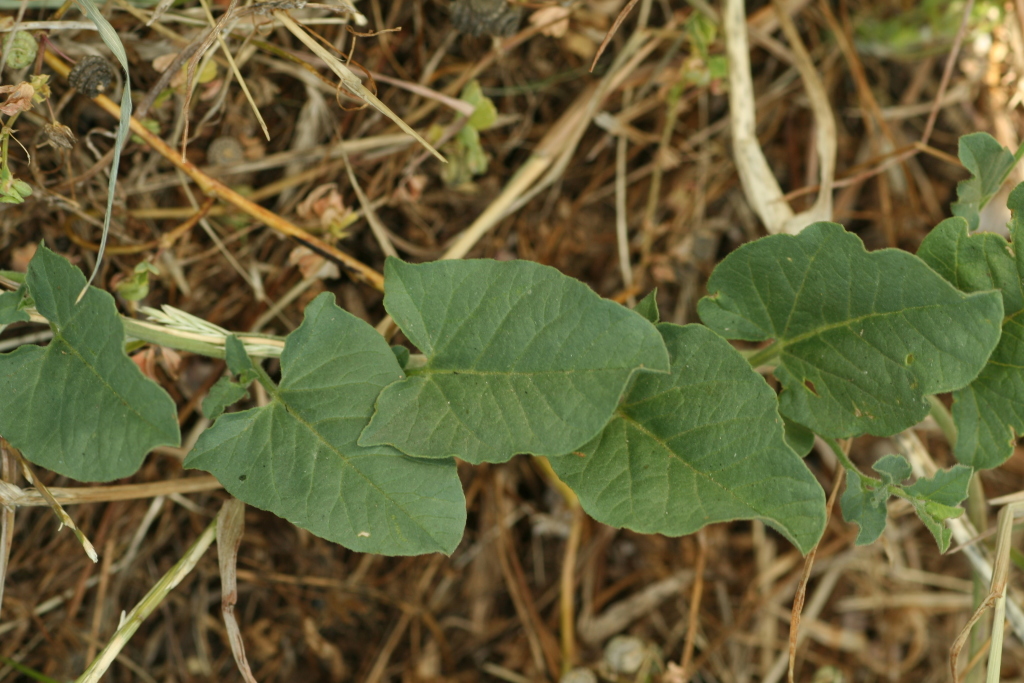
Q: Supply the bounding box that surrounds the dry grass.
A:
[2,0,1024,680]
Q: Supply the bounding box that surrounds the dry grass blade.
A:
[273,10,445,163]
[75,518,217,683]
[950,502,1024,682]
[217,498,256,683]
[13,449,97,563]
[42,50,385,290]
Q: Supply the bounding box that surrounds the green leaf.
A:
[390,344,410,369]
[840,454,970,551]
[698,222,1003,438]
[360,258,670,464]
[0,286,30,324]
[462,80,498,131]
[783,417,815,458]
[185,292,466,556]
[548,323,826,554]
[0,244,179,481]
[840,474,888,546]
[201,377,248,420]
[224,334,255,378]
[951,132,1022,231]
[634,289,660,324]
[917,204,1024,469]
[115,261,159,301]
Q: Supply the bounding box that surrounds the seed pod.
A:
[68,55,116,98]
[3,31,37,70]
[450,0,522,37]
[207,136,245,167]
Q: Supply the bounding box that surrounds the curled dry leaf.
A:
[296,183,353,237]
[529,6,571,37]
[0,82,35,115]
[10,242,37,272]
[288,245,340,279]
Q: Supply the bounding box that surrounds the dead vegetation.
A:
[1,0,1024,680]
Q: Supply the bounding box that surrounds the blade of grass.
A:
[273,10,445,163]
[73,0,133,300]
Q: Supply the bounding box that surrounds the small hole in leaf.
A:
[239,475,247,482]
[905,353,915,365]
[803,380,818,396]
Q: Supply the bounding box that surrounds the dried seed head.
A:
[42,122,76,150]
[450,0,522,37]
[68,55,116,98]
[3,31,37,70]
[206,136,245,167]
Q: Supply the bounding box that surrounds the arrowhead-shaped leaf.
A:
[185,293,466,556]
[0,244,180,481]
[359,258,671,464]
[698,222,1003,438]
[548,323,826,554]
[951,132,1022,231]
[917,201,1024,469]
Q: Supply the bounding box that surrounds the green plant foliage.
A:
[116,261,159,301]
[548,324,826,553]
[201,337,255,420]
[634,289,660,323]
[917,193,1024,469]
[0,244,179,481]
[698,222,1003,438]
[783,418,815,458]
[0,286,29,324]
[950,132,1023,231]
[359,258,671,464]
[185,293,466,556]
[840,454,970,551]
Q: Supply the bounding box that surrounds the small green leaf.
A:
[0,244,180,481]
[462,80,498,131]
[698,222,1003,438]
[186,292,466,556]
[548,323,826,554]
[360,258,670,464]
[904,464,970,552]
[871,453,912,485]
[634,289,660,324]
[116,261,159,302]
[951,132,1022,231]
[840,474,888,546]
[840,454,970,551]
[224,334,255,378]
[783,417,815,458]
[917,201,1024,469]
[202,377,248,420]
[0,286,30,324]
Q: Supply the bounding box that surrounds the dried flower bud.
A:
[68,55,116,98]
[3,31,37,70]
[42,122,76,150]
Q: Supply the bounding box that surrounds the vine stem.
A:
[927,394,958,447]
[745,342,780,368]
